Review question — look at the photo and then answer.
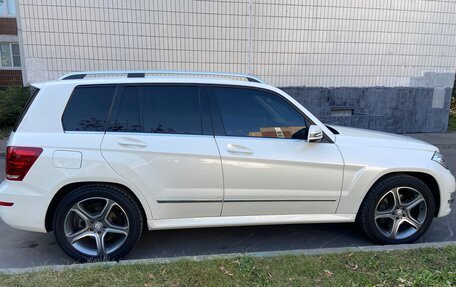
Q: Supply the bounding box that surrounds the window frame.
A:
[206,85,332,143]
[0,43,21,69]
[11,43,20,67]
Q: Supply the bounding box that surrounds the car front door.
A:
[208,86,344,216]
[101,85,223,219]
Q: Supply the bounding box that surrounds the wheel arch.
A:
[360,171,440,217]
[45,181,149,232]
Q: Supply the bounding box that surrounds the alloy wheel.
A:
[374,187,427,240]
[63,197,130,257]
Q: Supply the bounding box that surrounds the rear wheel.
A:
[358,175,435,244]
[53,184,143,261]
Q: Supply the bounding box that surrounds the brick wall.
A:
[0,70,22,86]
[17,0,456,88]
[0,18,18,35]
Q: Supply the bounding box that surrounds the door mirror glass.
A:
[291,127,308,140]
[307,125,323,142]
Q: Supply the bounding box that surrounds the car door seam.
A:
[334,142,346,214]
[99,132,154,220]
[213,136,226,216]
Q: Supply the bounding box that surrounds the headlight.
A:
[432,151,447,169]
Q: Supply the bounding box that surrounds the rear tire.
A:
[358,174,435,244]
[53,184,143,262]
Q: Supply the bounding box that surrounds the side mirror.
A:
[307,125,323,143]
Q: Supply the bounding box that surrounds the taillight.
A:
[6,146,43,181]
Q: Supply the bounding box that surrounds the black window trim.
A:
[199,86,214,136]
[106,85,141,133]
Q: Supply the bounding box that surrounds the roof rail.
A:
[58,70,264,83]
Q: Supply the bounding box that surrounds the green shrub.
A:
[0,87,30,129]
[451,92,455,116]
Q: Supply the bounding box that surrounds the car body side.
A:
[0,78,454,233]
[333,128,454,218]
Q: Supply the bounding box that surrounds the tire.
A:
[357,174,435,244]
[53,184,143,262]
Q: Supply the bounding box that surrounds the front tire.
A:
[53,184,143,261]
[358,174,435,244]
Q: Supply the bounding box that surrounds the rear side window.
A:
[62,86,116,131]
[110,86,141,132]
[110,85,202,135]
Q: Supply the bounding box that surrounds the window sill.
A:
[0,67,21,70]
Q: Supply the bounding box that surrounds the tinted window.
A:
[110,86,141,132]
[214,87,307,138]
[13,87,39,132]
[110,85,202,135]
[63,86,115,131]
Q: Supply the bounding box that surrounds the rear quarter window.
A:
[62,85,116,132]
[13,87,40,132]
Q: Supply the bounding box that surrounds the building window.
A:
[0,0,16,17]
[0,43,20,68]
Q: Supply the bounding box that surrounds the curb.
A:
[0,241,454,274]
[434,144,456,149]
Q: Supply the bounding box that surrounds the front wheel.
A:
[358,174,435,244]
[53,184,143,261]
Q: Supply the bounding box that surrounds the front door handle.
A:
[226,144,253,154]
[118,138,147,148]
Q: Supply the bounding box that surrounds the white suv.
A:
[0,71,454,261]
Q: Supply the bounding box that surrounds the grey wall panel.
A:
[282,86,452,133]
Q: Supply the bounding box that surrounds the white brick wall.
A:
[17,0,456,87]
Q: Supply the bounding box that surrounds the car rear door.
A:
[101,84,223,219]
[208,86,344,216]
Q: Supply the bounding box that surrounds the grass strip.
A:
[0,245,455,286]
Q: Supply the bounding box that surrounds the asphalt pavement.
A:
[0,134,455,269]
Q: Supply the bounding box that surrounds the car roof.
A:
[31,76,273,90]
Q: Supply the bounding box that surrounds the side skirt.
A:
[147,214,356,230]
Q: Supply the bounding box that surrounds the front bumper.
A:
[0,180,50,233]
[435,166,456,218]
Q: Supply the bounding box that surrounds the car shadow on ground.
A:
[128,223,372,260]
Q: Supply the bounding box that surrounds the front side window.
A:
[0,43,20,67]
[214,87,307,139]
[62,86,116,131]
[110,85,202,135]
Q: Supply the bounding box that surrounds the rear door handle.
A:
[226,144,253,154]
[117,138,147,148]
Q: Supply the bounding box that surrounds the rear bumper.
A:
[0,180,50,233]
